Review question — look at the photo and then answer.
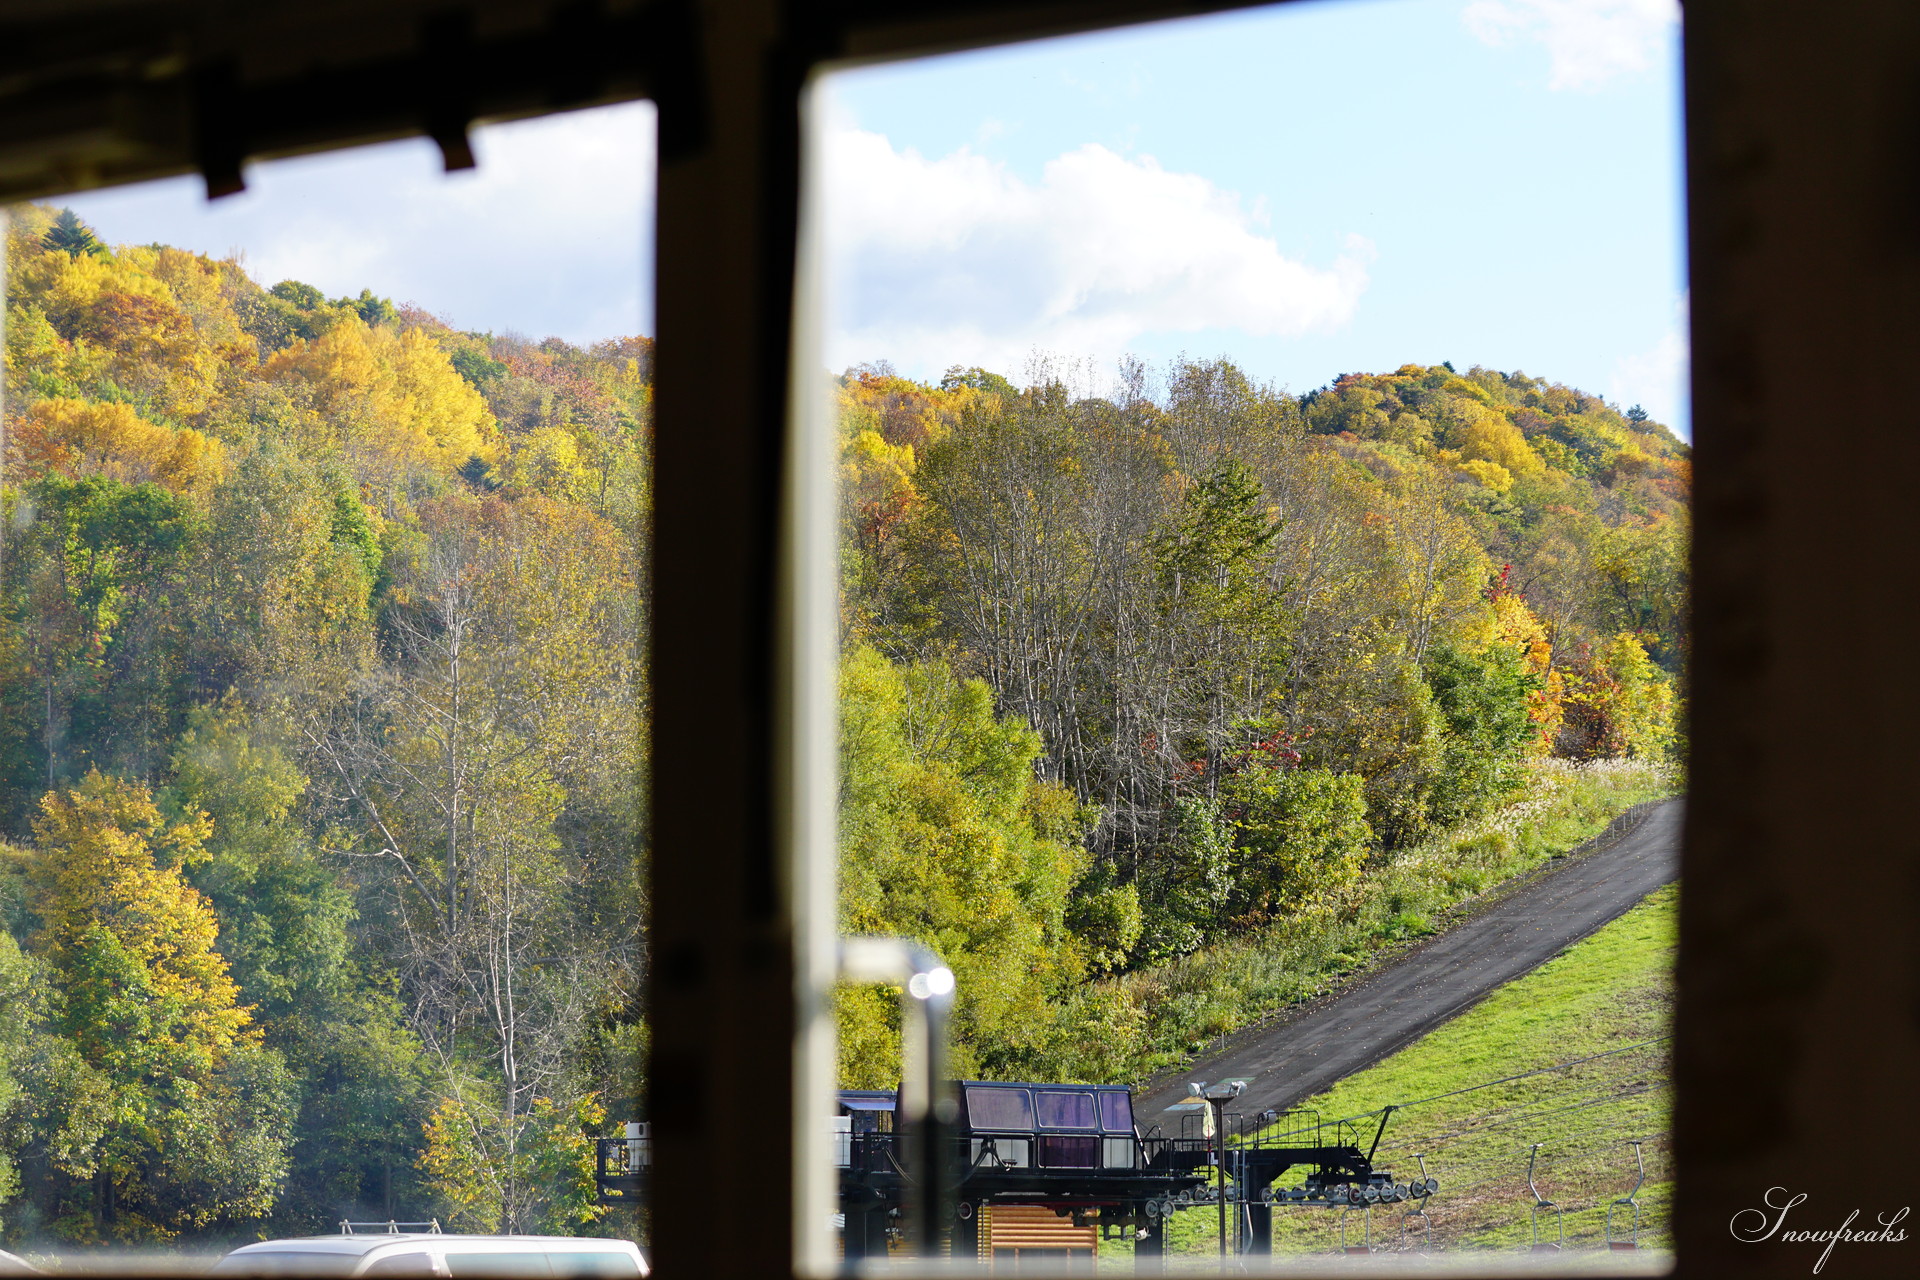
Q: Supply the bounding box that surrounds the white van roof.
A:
[227,1237,630,1254]
[227,1236,430,1256]
[216,1235,647,1277]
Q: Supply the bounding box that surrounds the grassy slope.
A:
[1154,881,1676,1261]
[1069,759,1678,1087]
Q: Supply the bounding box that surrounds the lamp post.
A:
[1188,1080,1246,1262]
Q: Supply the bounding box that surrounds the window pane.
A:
[1034,1091,1096,1129]
[964,1086,1034,1129]
[1,102,654,1262]
[446,1255,551,1279]
[211,1254,359,1277]
[546,1254,642,1279]
[1036,1134,1098,1168]
[817,0,1685,1263]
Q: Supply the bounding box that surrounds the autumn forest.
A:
[0,207,1686,1249]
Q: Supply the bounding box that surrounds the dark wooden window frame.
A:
[1,1,1914,1275]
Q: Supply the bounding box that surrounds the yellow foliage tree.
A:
[1598,631,1676,759]
[419,1093,608,1234]
[390,326,497,463]
[1456,457,1515,493]
[25,772,294,1240]
[1560,632,1677,760]
[1453,400,1544,479]
[15,228,227,419]
[12,396,226,494]
[144,247,253,354]
[507,425,593,502]
[29,770,254,1076]
[1488,590,1565,756]
[262,316,382,415]
[264,317,499,476]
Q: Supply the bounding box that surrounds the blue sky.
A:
[814,0,1687,431]
[59,0,1687,433]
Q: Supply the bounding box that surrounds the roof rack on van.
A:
[339,1220,442,1235]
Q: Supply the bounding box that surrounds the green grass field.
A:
[1150,881,1676,1263]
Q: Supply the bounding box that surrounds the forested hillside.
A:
[832,356,1686,1082]
[0,205,1685,1247]
[1,207,649,1244]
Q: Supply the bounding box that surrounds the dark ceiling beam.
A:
[0,0,1295,204]
[0,0,670,202]
[802,0,1288,65]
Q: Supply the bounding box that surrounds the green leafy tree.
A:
[838,647,1090,1083]
[1148,458,1286,772]
[0,932,40,1227]
[1063,869,1142,973]
[260,990,436,1235]
[1422,642,1537,827]
[419,1092,608,1234]
[449,347,508,389]
[0,476,201,812]
[937,365,1018,400]
[1218,760,1373,920]
[1133,796,1236,962]
[268,280,327,312]
[41,210,107,261]
[167,699,353,1021]
[333,288,398,329]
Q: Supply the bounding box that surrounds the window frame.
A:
[7,2,1906,1278]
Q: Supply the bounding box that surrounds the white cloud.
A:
[1610,291,1689,435]
[820,126,1370,379]
[68,102,655,344]
[1463,0,1679,91]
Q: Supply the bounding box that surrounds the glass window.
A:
[1,102,654,1263]
[545,1253,641,1279]
[445,1255,550,1278]
[210,1254,359,1277]
[964,1086,1034,1129]
[812,0,1686,1263]
[1037,1134,1099,1168]
[1034,1091,1097,1129]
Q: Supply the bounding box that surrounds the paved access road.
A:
[1134,798,1683,1124]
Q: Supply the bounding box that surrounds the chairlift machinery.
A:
[1607,1140,1648,1251]
[1526,1143,1565,1253]
[593,1122,650,1205]
[1398,1155,1437,1254]
[594,1079,1430,1265]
